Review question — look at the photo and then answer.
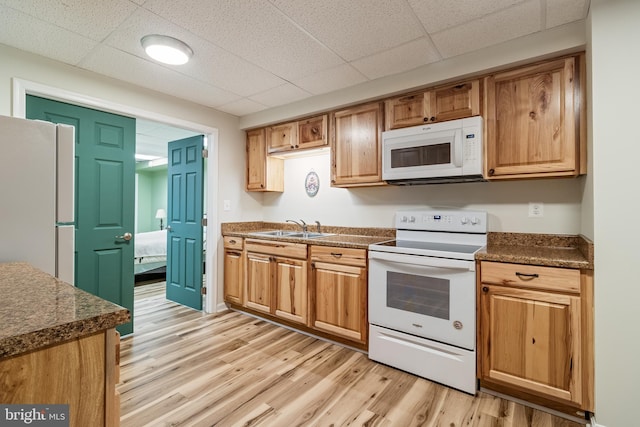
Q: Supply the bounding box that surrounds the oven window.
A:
[390,143,451,168]
[386,271,450,320]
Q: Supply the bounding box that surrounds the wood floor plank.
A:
[119,282,585,427]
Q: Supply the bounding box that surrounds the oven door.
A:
[368,250,476,350]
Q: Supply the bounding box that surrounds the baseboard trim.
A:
[479,387,590,425]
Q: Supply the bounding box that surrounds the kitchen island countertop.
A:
[0,262,130,359]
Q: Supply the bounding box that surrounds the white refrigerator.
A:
[0,115,75,283]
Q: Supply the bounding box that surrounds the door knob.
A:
[166,225,172,231]
[115,232,132,241]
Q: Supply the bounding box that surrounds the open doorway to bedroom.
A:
[133,119,205,291]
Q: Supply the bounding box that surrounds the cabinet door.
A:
[266,122,297,153]
[245,252,273,314]
[298,115,328,149]
[428,80,480,123]
[480,284,582,405]
[312,261,367,343]
[484,57,581,179]
[384,80,480,130]
[274,257,308,325]
[331,102,384,187]
[384,92,428,130]
[223,249,243,305]
[246,128,284,192]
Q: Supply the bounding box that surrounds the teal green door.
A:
[27,95,136,335]
[166,135,204,310]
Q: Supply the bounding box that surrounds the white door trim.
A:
[12,77,220,314]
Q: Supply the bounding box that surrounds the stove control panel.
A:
[396,210,487,233]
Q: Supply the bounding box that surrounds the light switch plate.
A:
[223,200,231,211]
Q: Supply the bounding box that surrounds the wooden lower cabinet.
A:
[244,239,308,325]
[0,328,121,427]
[310,246,368,344]
[223,236,244,305]
[478,261,593,413]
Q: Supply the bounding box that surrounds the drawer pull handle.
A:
[330,252,343,258]
[515,272,539,280]
[229,239,236,244]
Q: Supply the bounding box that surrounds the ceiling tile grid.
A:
[0,0,590,117]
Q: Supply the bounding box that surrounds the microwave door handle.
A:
[451,129,463,167]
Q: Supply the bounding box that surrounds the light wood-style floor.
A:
[119,282,585,427]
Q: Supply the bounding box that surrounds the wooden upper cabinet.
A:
[298,114,328,149]
[246,128,283,192]
[266,122,297,153]
[385,79,480,130]
[266,115,328,154]
[484,55,586,179]
[331,102,385,187]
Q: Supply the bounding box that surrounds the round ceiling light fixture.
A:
[141,34,193,65]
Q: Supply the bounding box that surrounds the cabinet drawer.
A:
[223,236,243,250]
[245,238,307,259]
[310,246,366,267]
[480,261,580,293]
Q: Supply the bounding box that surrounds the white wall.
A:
[265,153,585,234]
[590,1,640,426]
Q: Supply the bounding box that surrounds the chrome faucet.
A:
[314,220,321,233]
[286,219,307,233]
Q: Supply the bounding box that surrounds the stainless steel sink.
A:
[286,232,334,239]
[249,230,296,237]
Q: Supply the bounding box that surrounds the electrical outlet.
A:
[223,200,231,211]
[528,202,544,217]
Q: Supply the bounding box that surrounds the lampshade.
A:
[155,208,166,219]
[141,35,193,65]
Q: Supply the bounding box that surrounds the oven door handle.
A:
[368,250,474,271]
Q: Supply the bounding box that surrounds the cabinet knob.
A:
[311,127,318,134]
[482,286,489,293]
[430,116,436,122]
[423,117,429,122]
[488,168,495,176]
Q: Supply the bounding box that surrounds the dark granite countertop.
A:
[222,221,395,249]
[477,232,594,269]
[222,223,594,269]
[0,262,130,360]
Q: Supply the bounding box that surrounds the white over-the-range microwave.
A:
[382,116,483,185]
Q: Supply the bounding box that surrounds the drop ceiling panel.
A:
[104,8,287,97]
[79,45,242,108]
[269,0,425,61]
[217,98,269,117]
[546,0,590,29]
[248,83,312,108]
[292,64,367,96]
[144,0,345,81]
[408,0,528,33]
[0,5,97,65]
[351,37,441,80]
[0,0,137,42]
[431,0,541,58]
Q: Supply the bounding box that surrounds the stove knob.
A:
[408,216,416,223]
[401,216,408,222]
[460,217,469,225]
[470,217,480,225]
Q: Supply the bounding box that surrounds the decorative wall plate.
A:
[304,171,319,197]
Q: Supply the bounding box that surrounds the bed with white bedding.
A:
[134,229,167,281]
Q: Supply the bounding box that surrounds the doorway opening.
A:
[13,78,220,330]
